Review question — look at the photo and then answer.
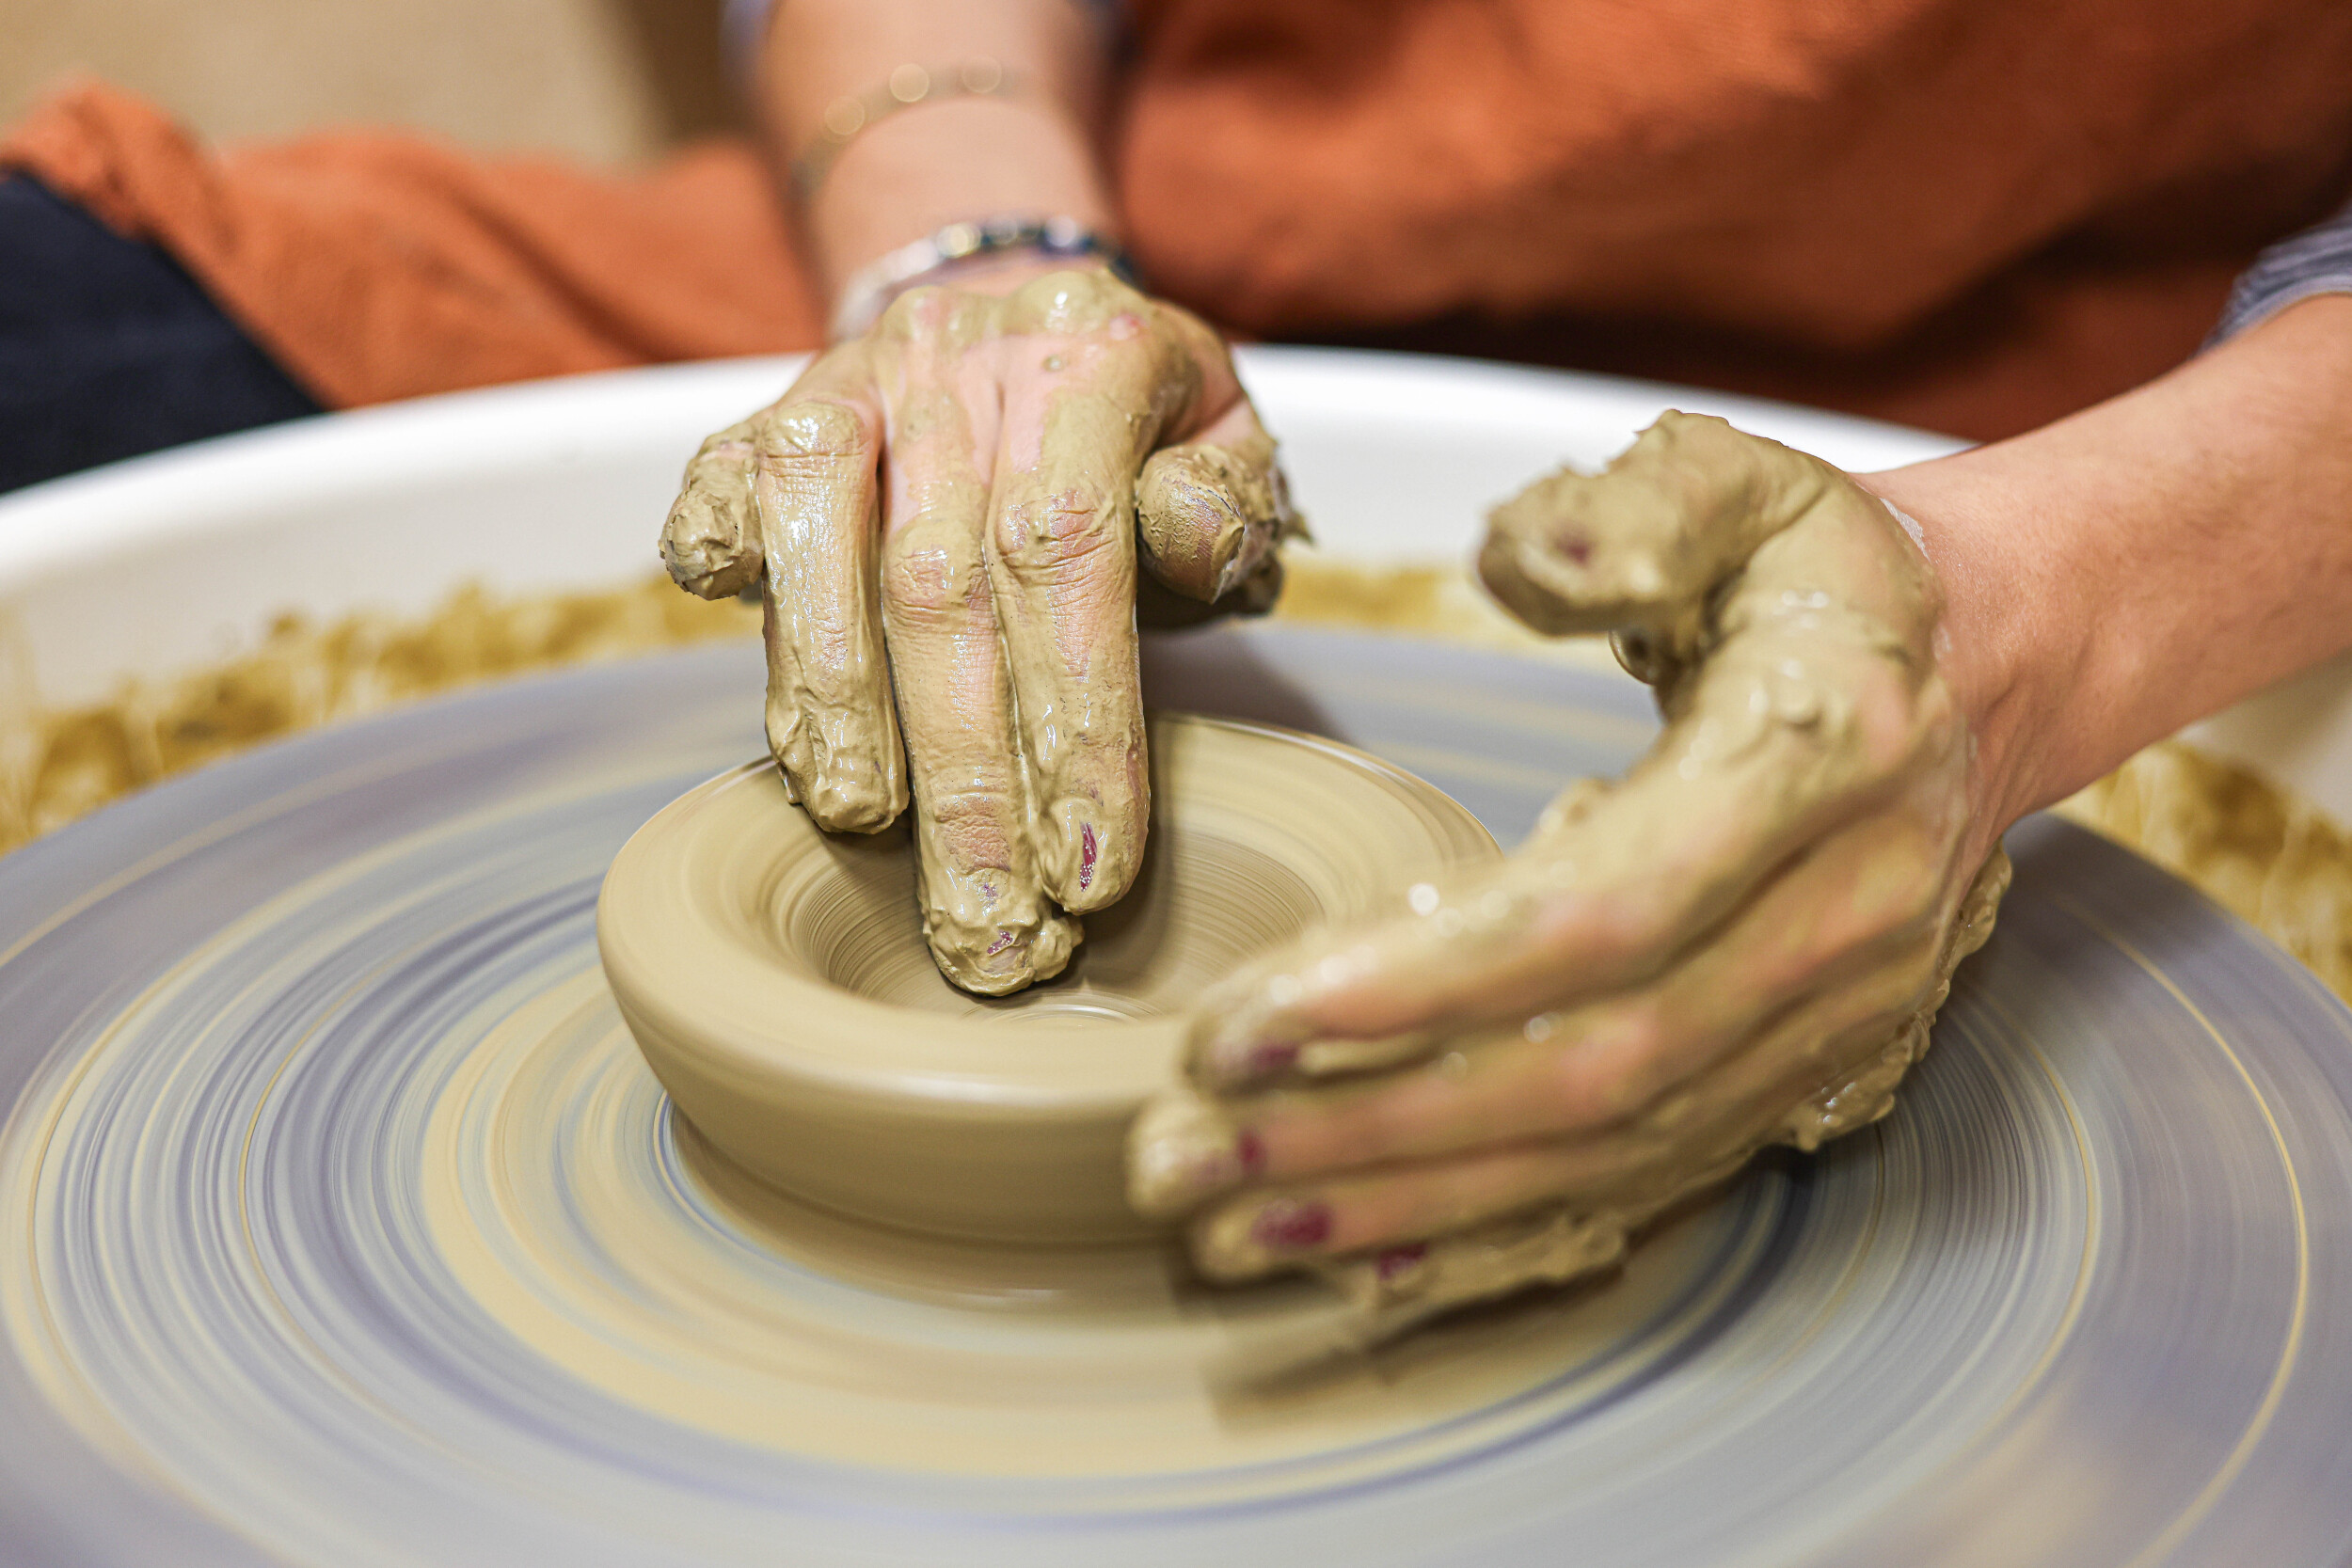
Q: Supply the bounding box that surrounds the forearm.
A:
[757,0,1117,304]
[1867,294,2352,830]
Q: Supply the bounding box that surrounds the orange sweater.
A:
[10,0,2352,440]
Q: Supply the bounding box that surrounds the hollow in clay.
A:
[598,713,1500,1243]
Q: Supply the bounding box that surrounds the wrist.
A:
[757,1,1118,302]
[805,96,1117,297]
[1859,458,2091,845]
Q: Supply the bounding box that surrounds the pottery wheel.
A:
[2,624,2350,1568]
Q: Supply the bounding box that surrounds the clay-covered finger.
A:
[873,294,1079,994]
[1185,1137,1661,1283]
[986,271,1180,911]
[1134,549,1286,630]
[1183,741,1901,1095]
[1134,395,1301,605]
[1133,806,1967,1216]
[753,349,908,833]
[660,417,763,598]
[1202,1205,1659,1374]
[1315,1203,1646,1341]
[1184,946,1948,1280]
[1145,811,1956,1216]
[1190,451,1959,1084]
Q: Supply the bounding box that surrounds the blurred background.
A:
[2,0,746,164]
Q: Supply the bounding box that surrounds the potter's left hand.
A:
[659,266,1296,996]
[1128,413,2011,1327]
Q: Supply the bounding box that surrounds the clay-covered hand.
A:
[660,268,1299,995]
[1127,412,2010,1333]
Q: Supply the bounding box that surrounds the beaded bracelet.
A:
[790,59,1030,202]
[829,214,1141,342]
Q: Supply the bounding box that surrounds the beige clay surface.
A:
[598,712,1498,1243]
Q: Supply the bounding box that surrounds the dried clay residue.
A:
[2058,747,2352,998]
[0,578,757,856]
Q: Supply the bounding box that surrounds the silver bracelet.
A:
[828,214,1140,341]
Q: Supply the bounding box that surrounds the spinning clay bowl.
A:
[600,713,1500,1243]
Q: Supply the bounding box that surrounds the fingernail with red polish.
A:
[1174,1124,1263,1204]
[1199,1035,1295,1088]
[1078,822,1099,890]
[1375,1243,1428,1285]
[1251,1198,1331,1252]
[1243,1042,1297,1079]
[1165,1119,1261,1201]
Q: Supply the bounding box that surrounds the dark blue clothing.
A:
[0,174,321,494]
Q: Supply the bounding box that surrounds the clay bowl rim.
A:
[596,714,1502,1118]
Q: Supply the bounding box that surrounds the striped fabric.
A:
[2214,197,2352,341]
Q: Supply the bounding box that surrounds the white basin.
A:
[1,346,2335,816]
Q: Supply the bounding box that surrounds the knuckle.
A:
[883,541,984,622]
[1008,268,1150,338]
[761,399,871,461]
[992,486,1121,568]
[1761,655,1915,792]
[926,784,1012,833]
[927,801,1018,872]
[1336,1098,1424,1169]
[1540,1056,1608,1130]
[1610,1005,1676,1085]
[1547,1006,1670,1124]
[1014,266,1113,309]
[1577,882,1678,967]
[876,283,961,343]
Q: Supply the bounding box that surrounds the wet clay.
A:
[598,713,1497,1243]
[659,271,1301,998]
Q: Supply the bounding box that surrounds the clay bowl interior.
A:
[599,713,1500,1244]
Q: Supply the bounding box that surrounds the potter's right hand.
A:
[1127,413,2011,1333]
[660,265,1297,995]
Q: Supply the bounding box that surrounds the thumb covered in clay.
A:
[1133,407,1306,623]
[1479,411,1852,684]
[659,417,764,601]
